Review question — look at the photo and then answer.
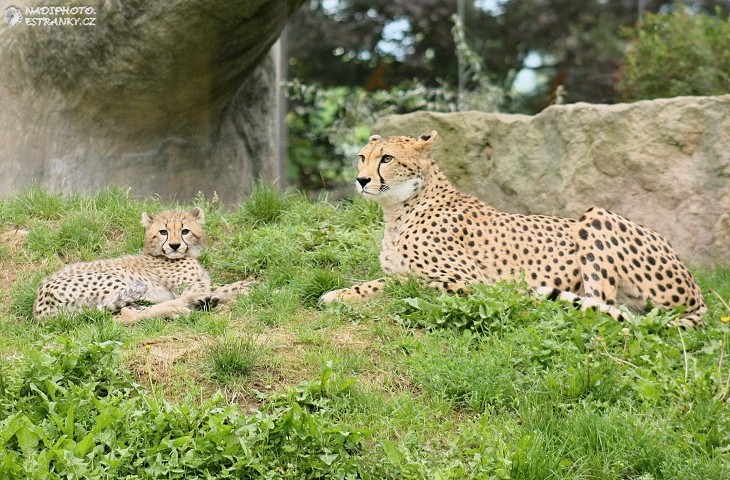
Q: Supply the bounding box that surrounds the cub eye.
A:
[381,154,394,164]
[159,230,168,236]
[181,229,190,235]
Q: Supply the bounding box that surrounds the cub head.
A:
[141,208,206,259]
[355,130,438,207]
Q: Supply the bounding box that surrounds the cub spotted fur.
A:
[320,130,706,327]
[34,208,252,324]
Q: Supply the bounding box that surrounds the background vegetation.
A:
[285,0,730,191]
[1,187,730,478]
[616,8,730,100]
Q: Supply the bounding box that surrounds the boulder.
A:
[0,0,305,202]
[372,95,730,268]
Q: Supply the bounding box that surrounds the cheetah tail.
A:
[671,309,707,329]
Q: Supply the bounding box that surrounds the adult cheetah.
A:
[34,208,252,324]
[320,130,707,327]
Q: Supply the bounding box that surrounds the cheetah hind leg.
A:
[183,280,256,311]
[116,291,218,325]
[209,280,256,302]
[534,286,627,321]
[101,281,148,313]
[536,287,707,328]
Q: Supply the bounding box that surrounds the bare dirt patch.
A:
[126,334,207,390]
[123,323,403,412]
[124,329,318,411]
[0,228,28,250]
[0,229,30,290]
[329,323,372,351]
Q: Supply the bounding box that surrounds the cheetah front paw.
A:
[319,288,349,305]
[320,279,387,305]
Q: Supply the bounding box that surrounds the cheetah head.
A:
[141,208,206,259]
[355,130,438,207]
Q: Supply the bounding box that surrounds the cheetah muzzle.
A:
[320,130,707,328]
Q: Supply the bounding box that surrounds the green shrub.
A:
[617,10,730,101]
[396,281,538,333]
[0,337,372,479]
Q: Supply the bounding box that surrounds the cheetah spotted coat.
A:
[320,130,706,327]
[34,208,252,324]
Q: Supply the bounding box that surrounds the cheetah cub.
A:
[320,130,707,327]
[34,208,253,324]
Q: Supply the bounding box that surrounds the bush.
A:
[617,10,730,101]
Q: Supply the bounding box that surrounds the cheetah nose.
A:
[356,176,371,188]
[168,243,181,251]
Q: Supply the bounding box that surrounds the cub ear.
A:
[190,207,204,223]
[141,212,154,228]
[368,134,382,143]
[415,130,439,150]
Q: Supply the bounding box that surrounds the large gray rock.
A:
[0,0,304,202]
[373,95,730,268]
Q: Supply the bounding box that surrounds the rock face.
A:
[0,0,304,203]
[373,95,730,267]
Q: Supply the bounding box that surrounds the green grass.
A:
[0,186,729,478]
[205,333,268,382]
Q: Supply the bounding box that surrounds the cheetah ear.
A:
[368,134,382,143]
[190,207,204,223]
[415,130,438,151]
[141,212,154,228]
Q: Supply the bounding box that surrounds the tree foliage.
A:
[617,9,730,101]
[288,0,730,112]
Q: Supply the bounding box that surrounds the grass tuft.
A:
[237,182,289,226]
[2,187,70,222]
[10,274,43,321]
[26,211,109,261]
[205,333,268,382]
[79,317,128,343]
[296,268,345,307]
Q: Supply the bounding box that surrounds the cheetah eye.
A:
[381,154,394,164]
[357,155,364,164]
[181,229,190,235]
[159,229,168,236]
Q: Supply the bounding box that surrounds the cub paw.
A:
[184,293,220,311]
[195,295,220,311]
